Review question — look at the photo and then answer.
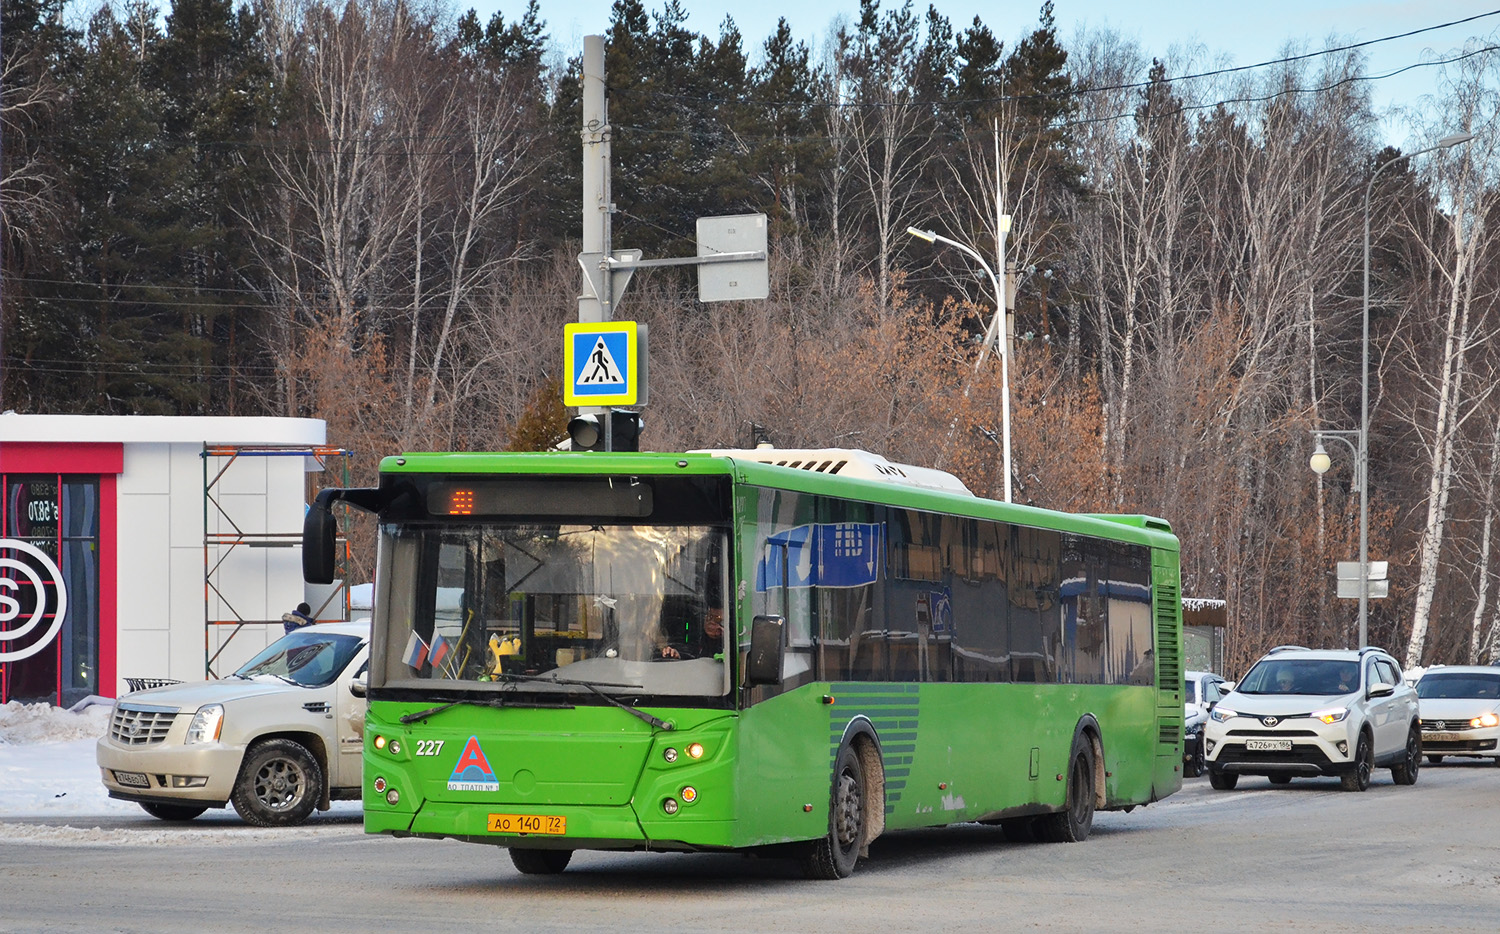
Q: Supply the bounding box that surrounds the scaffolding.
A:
[202,444,353,678]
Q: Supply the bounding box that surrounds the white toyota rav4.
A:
[1203,646,1420,792]
[96,621,369,825]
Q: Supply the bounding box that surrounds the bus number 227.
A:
[415,740,444,756]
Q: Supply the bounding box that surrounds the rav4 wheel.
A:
[1207,767,1238,790]
[1391,726,1420,786]
[231,738,322,826]
[1341,732,1373,792]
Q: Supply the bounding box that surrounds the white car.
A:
[97,621,368,825]
[1415,666,1500,765]
[1203,646,1420,792]
[1182,670,1227,777]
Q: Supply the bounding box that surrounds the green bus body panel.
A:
[363,450,1185,852]
[364,704,742,850]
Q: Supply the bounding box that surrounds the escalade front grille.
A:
[109,705,179,746]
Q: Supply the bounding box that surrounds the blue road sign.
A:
[564,321,639,406]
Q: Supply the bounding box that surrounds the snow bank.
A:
[0,699,112,745]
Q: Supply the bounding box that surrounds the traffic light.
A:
[567,411,643,452]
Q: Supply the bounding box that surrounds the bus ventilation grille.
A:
[1153,582,1182,687]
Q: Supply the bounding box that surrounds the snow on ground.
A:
[0,700,135,820]
[0,700,359,845]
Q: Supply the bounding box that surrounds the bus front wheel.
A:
[803,743,865,879]
[510,848,572,874]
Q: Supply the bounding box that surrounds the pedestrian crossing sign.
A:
[564,321,642,406]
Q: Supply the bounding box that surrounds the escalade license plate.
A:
[1424,732,1461,743]
[1245,739,1293,752]
[488,813,566,835]
[113,770,150,788]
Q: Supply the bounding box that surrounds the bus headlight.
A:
[662,798,679,814]
[686,742,705,759]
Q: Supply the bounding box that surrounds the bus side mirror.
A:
[303,497,339,584]
[746,615,785,686]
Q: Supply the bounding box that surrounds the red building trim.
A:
[99,473,118,698]
[0,442,124,474]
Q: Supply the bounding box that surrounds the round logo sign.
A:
[0,538,69,663]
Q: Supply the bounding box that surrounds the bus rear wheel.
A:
[509,848,572,874]
[1039,735,1095,843]
[803,743,865,879]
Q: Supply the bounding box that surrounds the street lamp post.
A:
[907,223,1013,502]
[1314,130,1474,649]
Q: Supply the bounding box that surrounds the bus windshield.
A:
[373,522,730,699]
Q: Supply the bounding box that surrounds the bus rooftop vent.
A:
[696,447,973,496]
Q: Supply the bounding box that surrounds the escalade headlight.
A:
[1210,707,1237,723]
[186,704,224,744]
[1311,707,1348,724]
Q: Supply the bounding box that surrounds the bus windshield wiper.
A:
[398,694,574,725]
[494,672,674,731]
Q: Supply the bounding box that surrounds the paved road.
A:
[4,763,1498,933]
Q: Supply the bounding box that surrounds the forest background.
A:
[5,0,1500,674]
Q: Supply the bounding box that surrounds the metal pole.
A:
[906,227,1011,502]
[580,35,613,449]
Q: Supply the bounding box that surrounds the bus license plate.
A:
[488,813,566,835]
[113,770,150,788]
[1245,739,1292,752]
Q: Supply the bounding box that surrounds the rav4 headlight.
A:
[1210,707,1237,723]
[186,704,224,744]
[1311,706,1349,724]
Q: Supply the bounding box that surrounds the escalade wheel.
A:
[141,802,208,821]
[231,738,322,826]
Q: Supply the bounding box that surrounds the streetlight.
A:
[1317,130,1474,649]
[907,222,1013,502]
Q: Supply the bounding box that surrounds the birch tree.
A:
[1402,49,1500,667]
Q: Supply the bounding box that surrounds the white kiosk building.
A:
[0,414,342,706]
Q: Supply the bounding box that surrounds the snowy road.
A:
[4,701,1499,932]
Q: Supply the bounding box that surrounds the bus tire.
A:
[998,817,1040,843]
[803,743,865,879]
[509,848,572,874]
[1039,735,1096,843]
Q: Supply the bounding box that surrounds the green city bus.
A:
[303,447,1183,878]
